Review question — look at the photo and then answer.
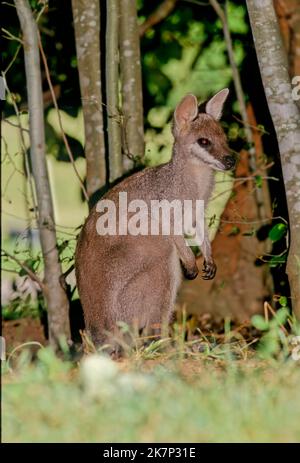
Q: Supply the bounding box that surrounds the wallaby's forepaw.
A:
[202,260,216,280]
[183,263,199,280]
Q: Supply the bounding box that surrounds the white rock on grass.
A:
[80,354,155,400]
[80,354,119,399]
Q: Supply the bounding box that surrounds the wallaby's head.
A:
[172,88,235,171]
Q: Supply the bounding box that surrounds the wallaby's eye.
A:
[197,137,211,147]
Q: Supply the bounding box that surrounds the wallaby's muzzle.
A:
[222,155,236,171]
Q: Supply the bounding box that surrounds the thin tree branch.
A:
[232,114,270,135]
[106,0,123,181]
[209,0,267,221]
[1,27,24,43]
[3,118,30,132]
[1,249,45,291]
[14,0,71,346]
[220,215,288,225]
[139,0,178,37]
[3,77,38,223]
[3,43,22,75]
[37,31,89,202]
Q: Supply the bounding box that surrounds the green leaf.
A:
[255,175,262,188]
[268,223,287,242]
[251,315,269,331]
[268,253,287,268]
[259,332,279,358]
[228,226,240,236]
[18,259,36,277]
[279,296,288,307]
[257,124,265,133]
[273,307,289,326]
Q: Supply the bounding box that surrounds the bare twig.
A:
[3,43,22,75]
[1,249,45,291]
[215,175,279,183]
[232,114,270,135]
[59,263,75,289]
[7,342,44,372]
[3,118,30,132]
[209,0,266,220]
[2,27,23,43]
[35,2,47,24]
[181,0,210,6]
[210,175,258,201]
[220,216,287,225]
[3,78,38,223]
[37,31,89,202]
[209,0,252,144]
[264,301,289,336]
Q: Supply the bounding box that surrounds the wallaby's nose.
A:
[223,155,236,170]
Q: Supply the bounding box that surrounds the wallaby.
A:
[75,88,235,348]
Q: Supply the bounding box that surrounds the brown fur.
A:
[75,89,235,347]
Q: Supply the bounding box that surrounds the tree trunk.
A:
[247,0,300,318]
[14,0,71,347]
[106,0,123,182]
[119,0,144,170]
[274,0,300,79]
[72,0,106,199]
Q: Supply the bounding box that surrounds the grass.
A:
[2,334,300,443]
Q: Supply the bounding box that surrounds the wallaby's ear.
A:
[205,88,229,120]
[174,94,198,129]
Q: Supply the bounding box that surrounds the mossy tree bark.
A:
[106,0,123,182]
[72,0,106,199]
[274,0,300,79]
[15,0,71,347]
[120,0,144,170]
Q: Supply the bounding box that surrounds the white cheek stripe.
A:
[191,144,225,170]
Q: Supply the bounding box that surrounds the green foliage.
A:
[2,232,76,321]
[29,0,46,11]
[2,294,42,320]
[141,0,248,115]
[279,296,288,307]
[254,175,262,188]
[18,258,37,277]
[45,121,84,162]
[251,315,269,331]
[268,253,287,268]
[268,223,287,242]
[251,302,300,360]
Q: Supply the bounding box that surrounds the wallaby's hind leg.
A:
[115,250,182,347]
[144,248,182,340]
[87,319,129,357]
[142,292,177,350]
